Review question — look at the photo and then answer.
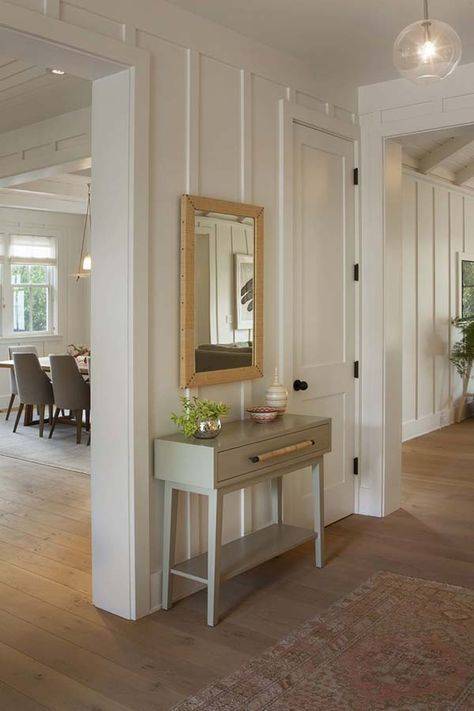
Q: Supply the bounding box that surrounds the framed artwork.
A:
[457,252,474,320]
[234,253,254,330]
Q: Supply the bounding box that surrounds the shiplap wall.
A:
[2,0,358,602]
[402,170,474,440]
[132,10,357,583]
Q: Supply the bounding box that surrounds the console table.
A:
[154,413,331,626]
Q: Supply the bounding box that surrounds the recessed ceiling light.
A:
[49,68,65,75]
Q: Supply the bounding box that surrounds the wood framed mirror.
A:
[180,194,264,388]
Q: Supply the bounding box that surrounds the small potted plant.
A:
[171,396,230,439]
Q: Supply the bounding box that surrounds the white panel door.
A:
[285,122,356,526]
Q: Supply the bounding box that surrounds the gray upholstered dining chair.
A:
[5,345,38,420]
[13,352,54,437]
[49,355,90,444]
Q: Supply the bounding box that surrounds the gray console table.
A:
[154,413,331,626]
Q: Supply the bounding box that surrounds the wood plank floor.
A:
[0,420,472,709]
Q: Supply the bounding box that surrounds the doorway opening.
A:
[386,123,474,544]
[0,60,92,474]
[0,14,150,620]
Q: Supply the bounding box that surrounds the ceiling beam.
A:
[0,189,86,214]
[454,161,474,186]
[419,133,474,174]
[0,157,91,189]
[11,179,88,200]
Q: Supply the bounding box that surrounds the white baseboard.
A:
[402,408,454,442]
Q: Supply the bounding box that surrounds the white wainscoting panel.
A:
[135,24,359,581]
[401,171,473,441]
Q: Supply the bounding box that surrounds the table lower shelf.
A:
[171,522,315,585]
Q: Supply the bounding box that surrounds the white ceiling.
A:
[397,126,474,189]
[0,56,91,133]
[0,59,91,213]
[165,0,474,87]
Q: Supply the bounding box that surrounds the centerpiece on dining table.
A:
[67,344,91,368]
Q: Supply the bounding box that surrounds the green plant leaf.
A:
[171,396,230,438]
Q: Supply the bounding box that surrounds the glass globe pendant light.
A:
[393,0,462,84]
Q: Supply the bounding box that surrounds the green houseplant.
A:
[450,318,474,421]
[171,396,230,439]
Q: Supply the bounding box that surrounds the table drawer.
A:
[216,424,330,483]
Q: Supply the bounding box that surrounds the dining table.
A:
[0,355,89,426]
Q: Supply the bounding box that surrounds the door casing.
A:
[360,83,474,518]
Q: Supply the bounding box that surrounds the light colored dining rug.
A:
[0,410,90,474]
[173,571,474,710]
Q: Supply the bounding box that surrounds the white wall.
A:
[1,0,358,609]
[402,170,473,440]
[0,206,90,407]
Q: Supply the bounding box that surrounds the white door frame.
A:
[0,2,151,619]
[360,81,474,518]
[278,99,361,515]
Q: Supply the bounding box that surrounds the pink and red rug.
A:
[173,571,473,710]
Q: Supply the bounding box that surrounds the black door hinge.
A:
[354,360,359,378]
[353,457,359,476]
[353,167,359,186]
[354,263,359,282]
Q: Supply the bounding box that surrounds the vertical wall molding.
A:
[123,24,137,46]
[186,49,200,196]
[239,69,254,536]
[43,0,59,17]
[240,70,252,203]
[185,49,202,557]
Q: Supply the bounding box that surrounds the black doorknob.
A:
[293,379,308,391]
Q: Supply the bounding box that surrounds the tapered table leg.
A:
[162,482,178,610]
[311,459,325,568]
[207,489,223,627]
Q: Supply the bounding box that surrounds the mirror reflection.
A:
[194,210,254,372]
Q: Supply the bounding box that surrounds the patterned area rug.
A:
[173,572,474,710]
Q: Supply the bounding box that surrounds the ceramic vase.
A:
[265,368,288,413]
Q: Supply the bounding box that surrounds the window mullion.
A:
[4,238,12,336]
[28,284,32,333]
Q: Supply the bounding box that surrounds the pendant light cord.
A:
[422,0,431,42]
[423,0,429,21]
[76,184,91,282]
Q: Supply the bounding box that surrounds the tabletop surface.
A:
[157,413,331,451]
[0,356,89,374]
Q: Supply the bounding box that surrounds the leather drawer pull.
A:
[250,439,315,464]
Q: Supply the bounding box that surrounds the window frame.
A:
[10,263,55,335]
[457,252,474,321]
[0,231,60,339]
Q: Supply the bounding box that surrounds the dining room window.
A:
[1,234,57,336]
